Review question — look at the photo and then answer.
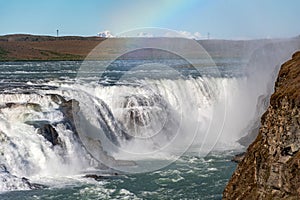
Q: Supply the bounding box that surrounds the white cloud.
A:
[177,31,202,40]
[163,30,202,39]
[136,32,154,38]
[193,32,202,39]
[99,29,202,39]
[117,31,154,38]
[97,30,115,38]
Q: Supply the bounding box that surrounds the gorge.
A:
[224,51,300,199]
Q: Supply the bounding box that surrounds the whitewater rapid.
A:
[0,72,265,187]
[0,51,284,191]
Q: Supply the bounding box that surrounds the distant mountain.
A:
[97,30,115,38]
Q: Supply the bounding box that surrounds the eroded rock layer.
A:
[223,51,300,199]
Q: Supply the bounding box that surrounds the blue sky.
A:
[0,0,299,39]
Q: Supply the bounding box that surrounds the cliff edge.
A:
[223,51,300,199]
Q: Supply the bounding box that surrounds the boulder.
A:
[59,99,80,132]
[84,172,119,181]
[231,152,246,163]
[0,164,46,190]
[47,93,67,104]
[37,124,61,146]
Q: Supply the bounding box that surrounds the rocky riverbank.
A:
[223,51,300,199]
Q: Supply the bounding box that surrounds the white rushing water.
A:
[0,73,268,187]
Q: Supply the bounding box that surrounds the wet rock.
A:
[47,93,67,104]
[238,124,260,147]
[25,120,51,127]
[25,103,42,112]
[223,52,300,199]
[2,102,20,109]
[0,164,46,190]
[60,99,80,117]
[84,173,119,181]
[59,99,80,131]
[0,102,42,112]
[231,152,245,163]
[84,174,108,181]
[21,177,46,189]
[37,124,61,146]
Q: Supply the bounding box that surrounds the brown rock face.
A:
[223,51,300,199]
[37,124,61,146]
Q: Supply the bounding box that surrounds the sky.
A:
[0,0,299,39]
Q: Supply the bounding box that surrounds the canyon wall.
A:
[223,51,300,199]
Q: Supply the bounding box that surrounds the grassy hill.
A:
[0,34,105,61]
[0,34,299,61]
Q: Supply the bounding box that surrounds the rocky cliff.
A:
[223,51,300,199]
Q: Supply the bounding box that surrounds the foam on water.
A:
[0,53,282,193]
[0,74,247,191]
[0,74,259,176]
